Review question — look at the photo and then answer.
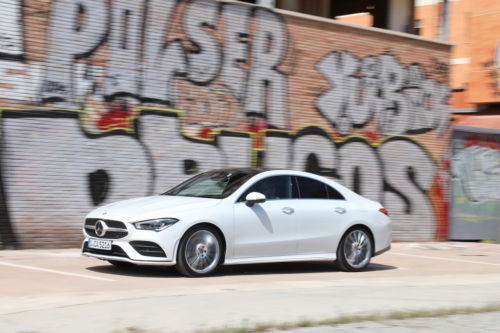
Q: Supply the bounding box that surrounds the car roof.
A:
[203,168,327,179]
[202,167,283,174]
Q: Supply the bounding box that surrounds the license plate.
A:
[88,239,112,250]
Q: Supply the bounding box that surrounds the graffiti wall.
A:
[0,0,451,248]
[450,129,500,241]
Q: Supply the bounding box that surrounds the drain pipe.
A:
[441,0,449,41]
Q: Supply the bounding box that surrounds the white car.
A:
[82,168,391,277]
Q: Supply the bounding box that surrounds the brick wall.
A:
[0,0,451,249]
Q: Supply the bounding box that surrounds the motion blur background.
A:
[0,0,498,249]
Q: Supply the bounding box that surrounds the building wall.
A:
[415,0,500,109]
[0,0,451,248]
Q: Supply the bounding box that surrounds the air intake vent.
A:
[130,241,167,258]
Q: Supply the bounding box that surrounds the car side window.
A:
[296,176,345,200]
[296,177,328,199]
[239,176,293,201]
[326,184,345,200]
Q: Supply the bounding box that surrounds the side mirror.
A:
[245,192,266,207]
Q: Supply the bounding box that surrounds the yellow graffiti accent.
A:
[456,214,499,223]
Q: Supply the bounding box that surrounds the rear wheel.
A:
[336,227,372,272]
[108,260,136,268]
[175,225,222,277]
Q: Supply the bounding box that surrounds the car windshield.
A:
[162,169,266,199]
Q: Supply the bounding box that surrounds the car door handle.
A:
[335,207,346,214]
[282,207,294,214]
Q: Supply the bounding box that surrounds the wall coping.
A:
[453,125,500,135]
[223,0,456,47]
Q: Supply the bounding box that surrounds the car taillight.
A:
[379,208,389,216]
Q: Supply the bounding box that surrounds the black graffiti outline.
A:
[139,0,186,106]
[314,51,378,134]
[0,108,156,247]
[137,107,254,177]
[336,136,384,200]
[0,0,25,62]
[40,0,111,104]
[103,0,148,102]
[315,51,449,137]
[183,0,224,87]
[242,5,290,128]
[291,126,340,179]
[271,124,437,215]
[379,135,437,214]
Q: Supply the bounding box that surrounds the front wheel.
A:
[336,228,372,272]
[175,226,222,277]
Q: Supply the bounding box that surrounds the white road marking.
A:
[4,251,82,258]
[391,252,500,266]
[0,261,115,281]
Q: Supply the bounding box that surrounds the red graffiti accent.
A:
[431,158,450,240]
[97,100,133,131]
[199,127,214,139]
[464,135,500,150]
[331,131,343,141]
[430,180,448,240]
[248,119,267,149]
[365,131,380,143]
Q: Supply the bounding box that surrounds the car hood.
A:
[87,195,222,223]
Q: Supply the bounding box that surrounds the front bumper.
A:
[81,238,177,266]
[81,251,176,266]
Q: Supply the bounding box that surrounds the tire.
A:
[108,260,136,268]
[175,225,223,277]
[336,227,373,272]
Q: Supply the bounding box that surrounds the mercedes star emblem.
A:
[95,220,108,237]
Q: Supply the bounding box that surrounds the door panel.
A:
[294,176,351,254]
[233,175,298,258]
[233,200,298,258]
[295,199,352,254]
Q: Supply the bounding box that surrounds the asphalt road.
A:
[1,242,500,332]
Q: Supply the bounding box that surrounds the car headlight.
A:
[133,218,179,231]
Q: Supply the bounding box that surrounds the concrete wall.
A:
[0,0,451,248]
[450,128,500,241]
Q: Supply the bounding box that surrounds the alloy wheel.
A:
[185,230,220,274]
[343,230,371,268]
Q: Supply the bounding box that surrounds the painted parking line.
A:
[0,261,115,281]
[391,252,500,266]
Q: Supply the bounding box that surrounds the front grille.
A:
[130,241,167,258]
[84,218,128,239]
[85,218,127,229]
[83,243,129,258]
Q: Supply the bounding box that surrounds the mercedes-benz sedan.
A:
[82,168,391,277]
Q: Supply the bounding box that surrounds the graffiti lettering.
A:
[452,145,500,203]
[0,0,23,58]
[316,52,449,136]
[0,108,439,246]
[40,0,108,103]
[0,0,450,247]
